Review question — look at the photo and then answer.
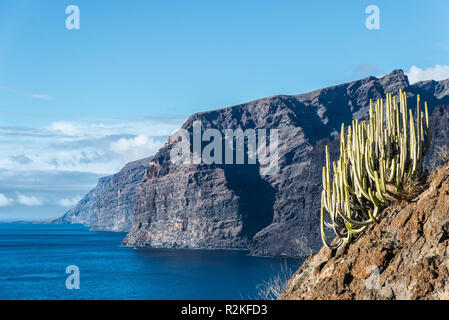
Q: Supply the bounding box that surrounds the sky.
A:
[0,0,448,219]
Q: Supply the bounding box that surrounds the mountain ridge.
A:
[123,70,449,257]
[52,70,449,257]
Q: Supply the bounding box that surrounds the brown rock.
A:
[279,163,449,300]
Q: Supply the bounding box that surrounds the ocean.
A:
[0,223,302,300]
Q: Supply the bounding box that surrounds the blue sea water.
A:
[0,224,302,300]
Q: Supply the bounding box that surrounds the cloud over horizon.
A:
[0,194,13,207]
[0,118,184,175]
[0,117,184,219]
[406,65,449,84]
[58,196,82,207]
[16,193,43,206]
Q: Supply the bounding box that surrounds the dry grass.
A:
[384,174,428,205]
[255,262,294,300]
[436,145,449,165]
[399,177,428,201]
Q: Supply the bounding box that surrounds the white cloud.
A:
[16,193,43,206]
[110,134,150,152]
[0,117,185,219]
[0,118,185,175]
[110,135,164,165]
[58,196,82,207]
[0,194,13,207]
[0,85,55,101]
[24,93,55,101]
[49,121,81,136]
[407,65,449,84]
[46,119,183,139]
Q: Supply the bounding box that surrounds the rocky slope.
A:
[280,162,449,300]
[51,157,152,232]
[122,70,449,256]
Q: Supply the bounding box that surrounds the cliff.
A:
[122,70,449,257]
[51,157,152,232]
[279,162,449,300]
[53,70,449,257]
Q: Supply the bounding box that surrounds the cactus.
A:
[320,91,431,249]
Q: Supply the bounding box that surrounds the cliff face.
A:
[122,70,449,256]
[51,157,151,232]
[280,163,449,300]
[53,70,449,257]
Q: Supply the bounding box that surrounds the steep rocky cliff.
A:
[122,70,449,257]
[280,162,449,300]
[52,70,449,257]
[51,157,151,232]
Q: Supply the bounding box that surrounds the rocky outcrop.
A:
[279,162,449,300]
[51,157,151,232]
[123,70,449,256]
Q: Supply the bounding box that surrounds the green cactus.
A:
[320,91,431,249]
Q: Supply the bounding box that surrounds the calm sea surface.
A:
[0,223,302,300]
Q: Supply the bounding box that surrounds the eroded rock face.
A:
[280,163,449,300]
[51,157,152,232]
[123,70,449,256]
[53,70,449,257]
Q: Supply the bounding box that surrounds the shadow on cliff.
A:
[222,164,276,240]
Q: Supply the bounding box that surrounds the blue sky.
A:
[1,0,448,219]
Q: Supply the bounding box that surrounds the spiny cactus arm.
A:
[322,188,332,216]
[340,123,346,150]
[351,164,371,200]
[416,95,423,173]
[374,99,382,156]
[423,102,431,155]
[368,207,380,223]
[384,134,391,170]
[321,191,335,227]
[342,163,355,194]
[320,206,342,249]
[400,91,408,136]
[387,156,397,183]
[368,187,382,208]
[373,171,385,203]
[409,109,418,179]
[359,122,366,154]
[399,131,408,184]
[380,98,384,145]
[344,187,373,225]
[322,166,327,191]
[395,96,401,139]
[364,139,377,182]
[379,158,387,193]
[345,221,367,235]
[336,207,374,227]
[325,146,331,186]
